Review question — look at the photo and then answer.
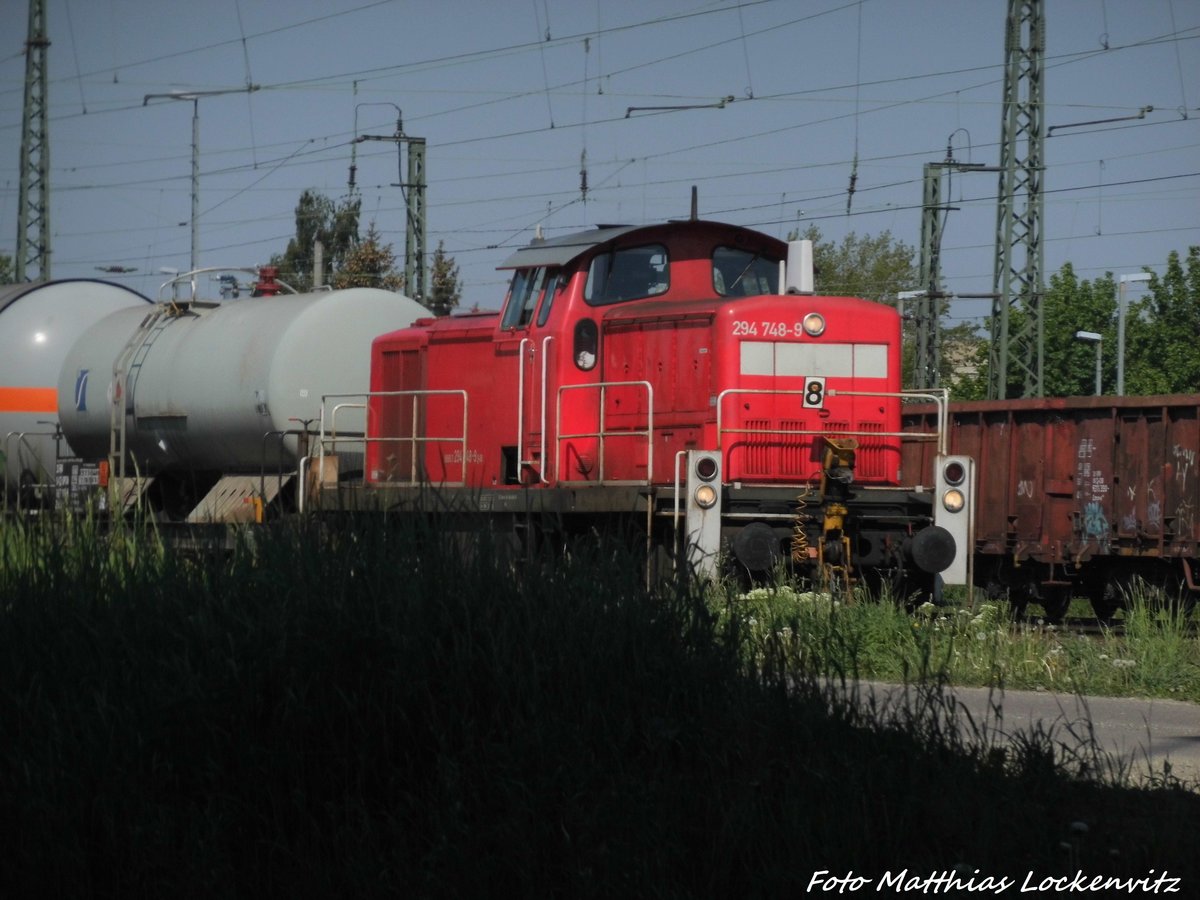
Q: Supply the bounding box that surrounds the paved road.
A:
[847,682,1200,787]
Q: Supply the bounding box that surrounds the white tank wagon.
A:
[57,282,430,520]
[1,279,152,504]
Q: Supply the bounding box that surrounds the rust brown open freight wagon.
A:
[902,395,1200,619]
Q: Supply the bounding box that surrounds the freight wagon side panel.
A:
[904,396,1200,566]
[1164,403,1199,551]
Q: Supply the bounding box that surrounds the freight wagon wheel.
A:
[1038,586,1072,623]
[1086,580,1122,622]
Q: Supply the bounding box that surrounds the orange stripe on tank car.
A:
[0,386,58,413]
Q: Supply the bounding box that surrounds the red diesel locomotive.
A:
[344,216,968,593]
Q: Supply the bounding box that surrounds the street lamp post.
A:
[1075,330,1102,396]
[1117,272,1152,396]
[143,86,259,274]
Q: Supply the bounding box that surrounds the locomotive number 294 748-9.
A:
[731,320,808,338]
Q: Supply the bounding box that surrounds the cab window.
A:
[584,244,668,306]
[713,246,779,297]
[536,270,566,327]
[501,267,546,329]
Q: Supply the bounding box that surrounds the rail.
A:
[555,381,654,485]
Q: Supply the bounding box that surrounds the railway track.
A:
[1011,614,1200,638]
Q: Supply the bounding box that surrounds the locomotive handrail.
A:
[517,337,530,482]
[318,390,469,488]
[714,388,948,461]
[538,336,552,484]
[715,389,905,442]
[555,381,654,485]
[830,388,950,456]
[515,336,554,485]
[673,448,688,554]
[327,402,367,448]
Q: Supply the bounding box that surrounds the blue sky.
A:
[1,0,1197,321]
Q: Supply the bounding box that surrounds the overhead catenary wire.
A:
[63,0,87,114]
[233,0,260,169]
[532,0,556,128]
[846,0,863,215]
[7,2,1197,292]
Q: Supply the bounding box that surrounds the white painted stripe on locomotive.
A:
[739,341,888,379]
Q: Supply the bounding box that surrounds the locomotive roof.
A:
[498,219,781,270]
[498,224,641,269]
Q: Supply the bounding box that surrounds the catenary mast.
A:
[16,0,51,283]
[989,0,1046,399]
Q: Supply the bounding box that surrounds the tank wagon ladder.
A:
[108,305,170,486]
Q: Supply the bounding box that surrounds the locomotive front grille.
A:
[745,418,771,475]
[831,420,886,479]
[780,419,809,476]
[739,417,815,478]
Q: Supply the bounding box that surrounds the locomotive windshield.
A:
[584,244,669,306]
[501,267,562,329]
[713,246,779,297]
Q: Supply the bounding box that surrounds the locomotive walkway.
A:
[845,682,1200,788]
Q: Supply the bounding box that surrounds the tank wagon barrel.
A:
[2,270,429,521]
[1,279,153,507]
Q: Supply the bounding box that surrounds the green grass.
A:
[725,582,1200,703]
[1,513,1198,896]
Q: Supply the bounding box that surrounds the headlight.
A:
[942,488,965,513]
[694,484,718,509]
[695,455,718,482]
[802,312,826,337]
[942,460,966,486]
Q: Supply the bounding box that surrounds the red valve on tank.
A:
[252,266,282,297]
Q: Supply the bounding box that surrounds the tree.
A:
[1042,264,1117,397]
[270,190,360,292]
[0,252,13,285]
[957,247,1200,399]
[940,322,989,400]
[953,265,1117,400]
[801,226,917,303]
[427,241,461,316]
[1123,246,1200,396]
[332,222,404,291]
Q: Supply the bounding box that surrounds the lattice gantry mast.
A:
[404,136,427,302]
[989,0,1045,399]
[356,114,426,301]
[16,0,51,283]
